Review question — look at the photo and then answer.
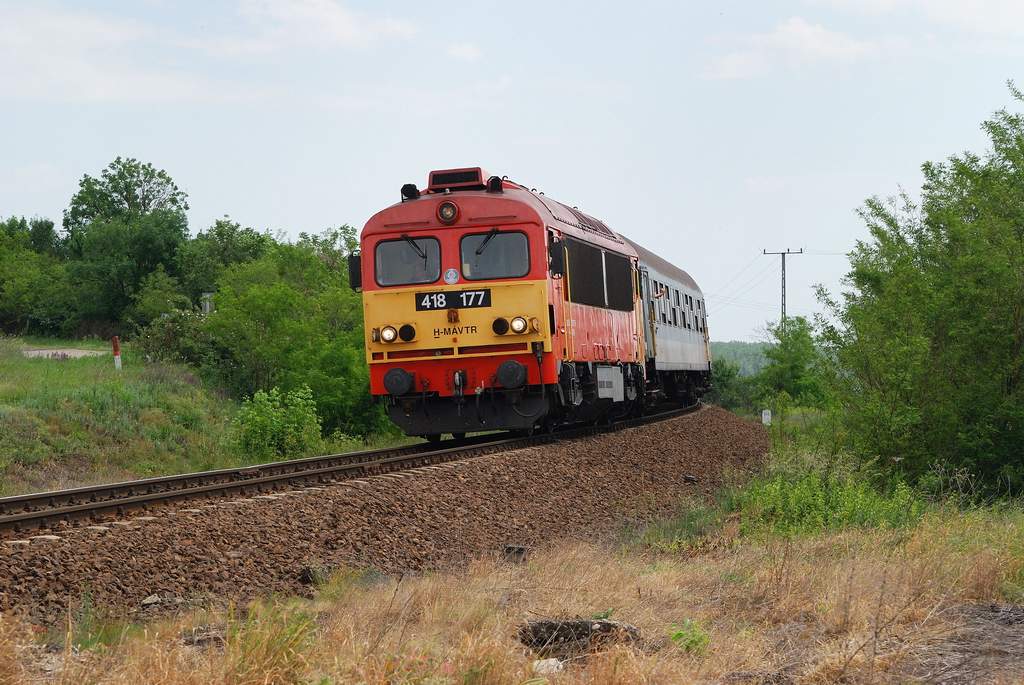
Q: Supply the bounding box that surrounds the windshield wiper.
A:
[475,227,500,256]
[400,233,427,260]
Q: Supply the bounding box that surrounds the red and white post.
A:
[111,336,122,370]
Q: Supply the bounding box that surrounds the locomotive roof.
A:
[621,236,702,295]
[362,171,636,258]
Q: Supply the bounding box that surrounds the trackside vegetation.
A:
[710,83,1024,497]
[0,157,394,444]
[0,337,387,495]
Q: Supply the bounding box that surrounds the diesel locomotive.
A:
[348,167,712,439]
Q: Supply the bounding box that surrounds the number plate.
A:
[416,289,491,310]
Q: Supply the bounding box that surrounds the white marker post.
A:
[112,336,122,370]
[761,409,771,426]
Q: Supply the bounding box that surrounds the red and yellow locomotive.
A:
[350,167,712,439]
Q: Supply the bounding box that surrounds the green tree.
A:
[176,217,274,303]
[62,158,190,330]
[140,226,383,436]
[129,266,193,329]
[0,232,75,335]
[63,156,188,232]
[68,211,190,325]
[0,217,29,248]
[27,218,61,256]
[820,83,1024,490]
[706,356,757,412]
[756,316,825,407]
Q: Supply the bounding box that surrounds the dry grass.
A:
[4,504,1024,684]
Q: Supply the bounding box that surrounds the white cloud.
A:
[0,4,239,103]
[446,43,482,62]
[807,0,1024,36]
[700,17,903,80]
[0,1,419,103]
[204,0,418,57]
[322,77,514,115]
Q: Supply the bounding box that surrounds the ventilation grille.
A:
[553,202,618,239]
[428,168,486,190]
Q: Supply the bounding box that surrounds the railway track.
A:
[0,405,700,538]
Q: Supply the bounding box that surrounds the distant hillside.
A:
[710,340,766,376]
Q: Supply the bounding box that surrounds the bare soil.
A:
[19,348,108,358]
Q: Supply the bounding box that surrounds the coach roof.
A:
[622,236,701,294]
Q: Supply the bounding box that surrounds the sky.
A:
[1,0,1021,341]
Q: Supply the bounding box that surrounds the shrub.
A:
[740,473,926,534]
[232,385,323,460]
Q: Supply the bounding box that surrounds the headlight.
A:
[399,324,416,342]
[510,316,528,334]
[380,326,398,343]
[492,318,509,335]
[437,201,459,224]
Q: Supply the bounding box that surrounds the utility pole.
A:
[763,248,803,329]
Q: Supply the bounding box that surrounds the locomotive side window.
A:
[604,252,634,311]
[460,230,530,280]
[374,236,441,287]
[566,239,605,307]
[565,238,635,312]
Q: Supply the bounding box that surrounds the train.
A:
[348,167,712,440]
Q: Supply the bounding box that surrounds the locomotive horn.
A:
[401,183,420,201]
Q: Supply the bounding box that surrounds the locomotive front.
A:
[355,168,558,439]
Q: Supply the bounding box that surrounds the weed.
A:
[667,619,710,655]
[223,602,313,685]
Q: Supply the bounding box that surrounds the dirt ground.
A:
[19,348,108,358]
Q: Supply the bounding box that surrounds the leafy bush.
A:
[819,85,1024,491]
[740,474,926,534]
[232,385,324,460]
[706,356,757,412]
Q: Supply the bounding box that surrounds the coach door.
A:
[639,267,657,360]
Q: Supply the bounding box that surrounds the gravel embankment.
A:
[0,406,767,625]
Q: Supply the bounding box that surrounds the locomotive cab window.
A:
[460,230,530,281]
[374,236,441,287]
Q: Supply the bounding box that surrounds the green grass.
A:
[0,335,411,496]
[0,336,238,494]
[634,403,929,552]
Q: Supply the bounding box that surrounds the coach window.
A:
[374,236,441,287]
[460,230,530,280]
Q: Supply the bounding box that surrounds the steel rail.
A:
[0,404,700,537]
